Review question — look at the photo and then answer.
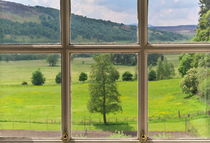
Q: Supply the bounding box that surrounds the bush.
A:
[180,68,199,96]
[148,69,157,81]
[31,70,45,86]
[55,72,61,84]
[21,81,28,85]
[79,72,88,82]
[122,71,133,81]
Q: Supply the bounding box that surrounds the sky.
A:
[6,0,200,26]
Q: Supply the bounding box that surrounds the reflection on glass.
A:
[71,0,137,44]
[148,0,210,43]
[71,53,137,138]
[0,54,61,139]
[148,53,210,139]
[0,0,60,44]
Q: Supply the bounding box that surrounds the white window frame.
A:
[0,0,210,142]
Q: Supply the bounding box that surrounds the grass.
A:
[0,60,61,85]
[0,57,209,138]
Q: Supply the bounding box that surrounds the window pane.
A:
[148,0,210,43]
[0,0,60,44]
[71,53,138,138]
[0,53,61,139]
[71,0,137,44]
[148,53,210,139]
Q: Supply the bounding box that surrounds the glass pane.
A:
[148,0,210,43]
[71,0,137,44]
[148,53,210,139]
[0,53,61,139]
[0,0,60,44]
[71,53,138,138]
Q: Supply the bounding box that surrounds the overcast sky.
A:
[6,0,200,26]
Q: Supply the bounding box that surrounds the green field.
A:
[0,57,209,139]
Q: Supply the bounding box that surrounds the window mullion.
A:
[139,0,148,46]
[138,0,148,141]
[61,0,70,141]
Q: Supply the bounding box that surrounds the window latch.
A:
[62,131,69,141]
[140,130,148,143]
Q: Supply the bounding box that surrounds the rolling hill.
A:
[151,25,196,39]
[0,0,192,44]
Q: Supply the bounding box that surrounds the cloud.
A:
[95,0,136,13]
[6,0,200,25]
[6,0,60,9]
[149,0,200,26]
[71,0,137,24]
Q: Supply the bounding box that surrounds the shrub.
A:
[55,72,62,84]
[21,81,28,85]
[180,68,199,96]
[148,69,157,81]
[122,71,133,81]
[79,72,88,82]
[31,70,45,86]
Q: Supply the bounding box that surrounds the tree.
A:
[178,54,194,77]
[88,54,122,124]
[31,70,45,85]
[180,68,199,96]
[194,10,210,42]
[122,71,133,81]
[156,56,175,80]
[148,54,163,66]
[79,72,88,82]
[55,72,61,84]
[194,0,210,42]
[199,0,210,16]
[46,54,59,67]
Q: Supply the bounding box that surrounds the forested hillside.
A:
[0,0,189,43]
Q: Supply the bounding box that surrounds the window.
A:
[0,0,210,143]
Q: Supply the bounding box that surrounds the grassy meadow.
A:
[0,55,209,139]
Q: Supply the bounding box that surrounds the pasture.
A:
[0,56,209,138]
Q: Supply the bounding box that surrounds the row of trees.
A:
[28,70,61,86]
[79,71,136,82]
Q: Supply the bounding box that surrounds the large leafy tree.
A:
[194,0,210,41]
[199,0,210,16]
[88,54,122,124]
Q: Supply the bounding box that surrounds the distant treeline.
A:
[72,53,162,66]
[0,53,162,66]
[0,54,47,61]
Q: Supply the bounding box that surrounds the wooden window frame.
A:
[0,0,210,142]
